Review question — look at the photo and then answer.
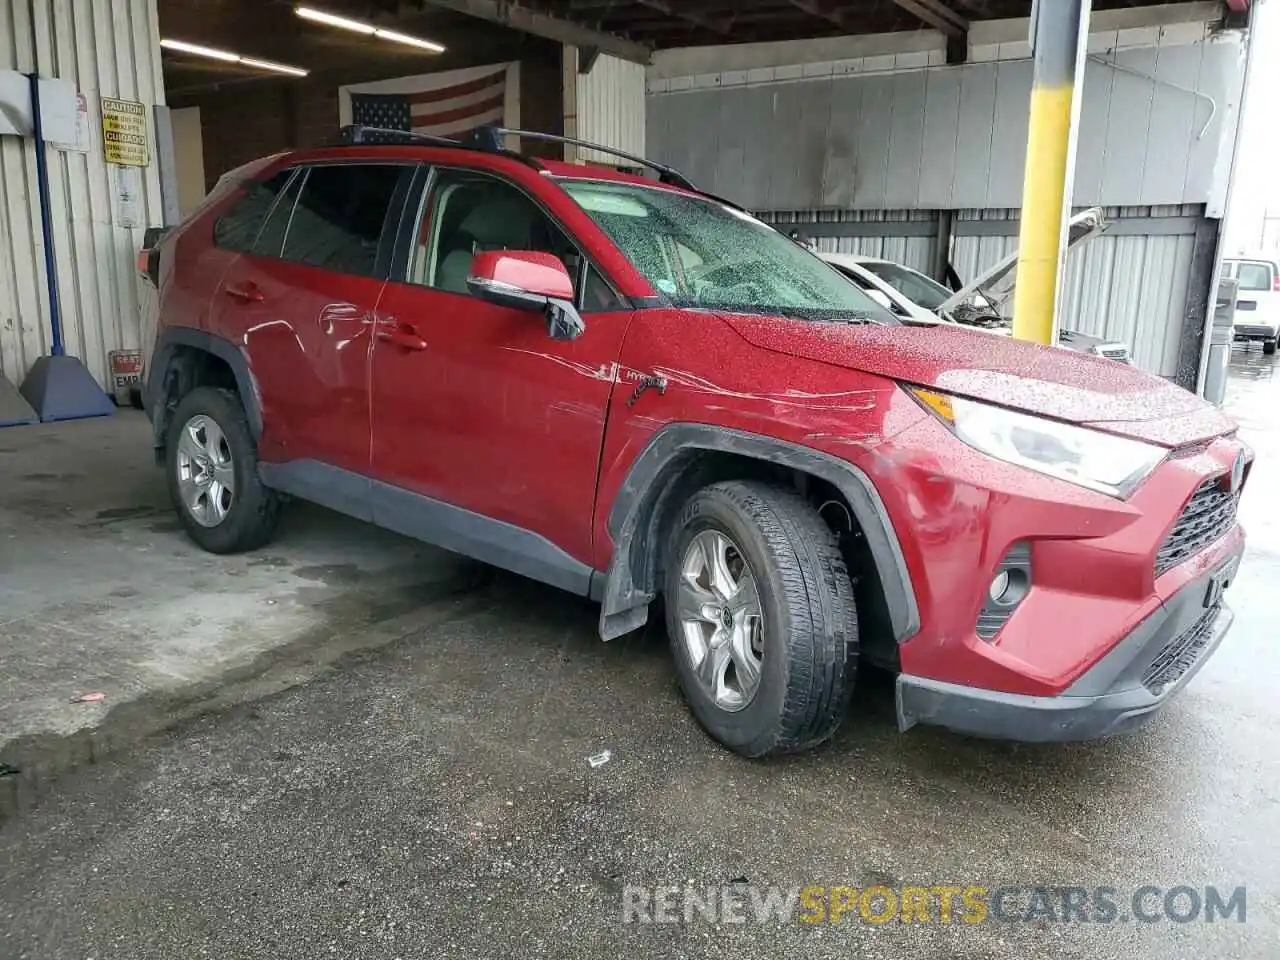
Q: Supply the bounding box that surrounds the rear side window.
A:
[280,164,403,277]
[1235,261,1274,292]
[213,170,293,252]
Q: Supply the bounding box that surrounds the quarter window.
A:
[581,264,623,312]
[213,170,293,253]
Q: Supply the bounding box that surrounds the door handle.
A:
[224,283,264,303]
[376,322,428,352]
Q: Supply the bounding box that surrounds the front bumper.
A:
[896,545,1242,741]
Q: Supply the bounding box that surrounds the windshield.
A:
[560,180,895,323]
[860,261,953,311]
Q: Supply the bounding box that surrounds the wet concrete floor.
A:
[1,348,1277,958]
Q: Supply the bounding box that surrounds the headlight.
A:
[908,387,1166,498]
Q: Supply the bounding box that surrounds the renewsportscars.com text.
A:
[621,884,1247,926]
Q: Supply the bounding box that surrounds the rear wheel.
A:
[663,480,858,758]
[165,386,281,554]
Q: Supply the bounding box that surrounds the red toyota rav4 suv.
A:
[142,127,1250,757]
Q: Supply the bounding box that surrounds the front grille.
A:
[1155,477,1239,578]
[1142,606,1219,693]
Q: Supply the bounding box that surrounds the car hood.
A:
[722,314,1233,447]
[939,206,1107,314]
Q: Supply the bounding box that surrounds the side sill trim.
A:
[260,459,596,596]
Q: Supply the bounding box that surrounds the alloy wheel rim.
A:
[175,414,235,528]
[676,529,765,712]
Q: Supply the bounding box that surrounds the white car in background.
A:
[817,208,1133,363]
[1222,256,1280,355]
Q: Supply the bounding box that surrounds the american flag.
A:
[347,64,509,139]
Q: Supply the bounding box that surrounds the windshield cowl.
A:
[678,302,891,325]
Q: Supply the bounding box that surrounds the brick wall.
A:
[171,40,564,188]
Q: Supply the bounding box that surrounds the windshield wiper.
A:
[763,308,880,324]
[804,311,882,325]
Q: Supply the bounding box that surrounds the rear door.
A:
[211,161,411,473]
[203,168,304,461]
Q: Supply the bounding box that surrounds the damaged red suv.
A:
[142,128,1250,757]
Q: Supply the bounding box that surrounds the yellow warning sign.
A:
[100,96,149,166]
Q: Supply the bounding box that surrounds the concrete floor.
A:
[0,412,483,795]
[1,348,1278,958]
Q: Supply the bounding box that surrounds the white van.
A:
[1223,257,1280,356]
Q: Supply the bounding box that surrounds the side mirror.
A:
[466,250,585,341]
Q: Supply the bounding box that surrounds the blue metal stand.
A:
[17,71,115,423]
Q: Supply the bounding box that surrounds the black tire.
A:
[1264,338,1277,356]
[663,480,858,758]
[165,386,282,554]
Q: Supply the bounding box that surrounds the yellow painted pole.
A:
[1011,0,1092,345]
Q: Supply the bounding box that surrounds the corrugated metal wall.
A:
[758,209,937,273]
[755,204,1199,376]
[950,205,1202,376]
[0,0,165,390]
[647,32,1241,213]
[577,53,645,157]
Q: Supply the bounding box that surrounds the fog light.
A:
[976,544,1033,640]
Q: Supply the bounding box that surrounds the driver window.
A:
[411,170,581,297]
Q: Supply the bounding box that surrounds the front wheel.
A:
[165,386,281,554]
[663,480,859,758]
[1264,338,1277,356]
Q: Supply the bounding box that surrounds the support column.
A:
[932,210,954,284]
[1010,0,1091,345]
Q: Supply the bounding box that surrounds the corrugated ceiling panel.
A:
[0,0,164,391]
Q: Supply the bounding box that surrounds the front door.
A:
[370,167,632,573]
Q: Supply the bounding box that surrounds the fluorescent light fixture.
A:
[239,57,309,78]
[159,39,239,63]
[295,6,375,34]
[160,38,309,76]
[295,6,445,53]
[370,27,446,52]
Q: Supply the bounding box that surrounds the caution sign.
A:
[100,96,149,166]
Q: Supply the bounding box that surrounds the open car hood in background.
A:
[938,207,1108,314]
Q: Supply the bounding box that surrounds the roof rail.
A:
[332,123,696,191]
[338,125,461,148]
[489,127,697,191]
[334,124,547,173]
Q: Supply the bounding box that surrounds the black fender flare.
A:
[594,424,920,643]
[146,327,263,450]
